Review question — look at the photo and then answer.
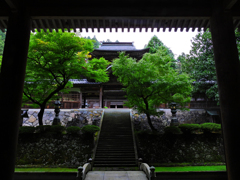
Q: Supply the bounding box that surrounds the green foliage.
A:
[164,126,182,134]
[51,125,65,134]
[66,126,81,134]
[145,35,164,54]
[112,48,193,131]
[145,35,176,68]
[35,125,65,134]
[178,124,201,134]
[81,125,100,134]
[19,126,36,134]
[35,125,52,133]
[201,123,221,133]
[23,30,110,125]
[0,55,2,72]
[0,30,5,56]
[178,29,217,102]
[179,29,240,104]
[84,35,100,48]
[134,130,152,136]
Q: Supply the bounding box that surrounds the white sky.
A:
[80,28,199,58]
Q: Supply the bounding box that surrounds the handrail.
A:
[129,109,139,166]
[91,109,105,166]
[76,163,92,180]
[140,163,156,180]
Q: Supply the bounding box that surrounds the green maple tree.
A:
[23,30,110,125]
[112,47,192,131]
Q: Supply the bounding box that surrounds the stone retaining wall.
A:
[22,109,103,127]
[132,109,212,132]
[136,133,225,164]
[16,134,93,167]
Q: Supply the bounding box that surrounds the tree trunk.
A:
[38,105,45,126]
[146,113,157,132]
[143,99,157,132]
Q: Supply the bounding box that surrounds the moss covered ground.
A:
[15,165,226,172]
[155,165,226,172]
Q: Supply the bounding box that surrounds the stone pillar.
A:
[0,10,31,180]
[99,85,103,108]
[80,91,82,108]
[210,2,240,179]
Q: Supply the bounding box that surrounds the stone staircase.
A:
[93,110,137,167]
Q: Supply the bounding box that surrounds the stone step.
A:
[93,164,137,167]
[93,110,136,168]
[94,157,136,160]
[96,148,134,150]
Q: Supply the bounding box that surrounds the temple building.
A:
[61,42,149,109]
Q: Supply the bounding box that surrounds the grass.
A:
[155,166,226,172]
[15,166,226,172]
[15,168,77,172]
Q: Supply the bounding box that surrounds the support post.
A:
[99,85,103,108]
[210,2,240,179]
[80,90,82,108]
[0,10,31,180]
[83,96,86,108]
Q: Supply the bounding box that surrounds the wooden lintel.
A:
[224,0,238,10]
[5,0,17,11]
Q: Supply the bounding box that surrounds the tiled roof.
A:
[70,79,100,84]
[97,42,136,51]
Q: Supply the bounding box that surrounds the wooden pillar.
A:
[210,2,240,179]
[99,85,103,108]
[0,10,31,180]
[83,96,86,108]
[79,90,82,108]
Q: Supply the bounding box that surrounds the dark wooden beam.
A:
[210,2,240,179]
[4,0,17,11]
[224,0,238,9]
[0,9,31,180]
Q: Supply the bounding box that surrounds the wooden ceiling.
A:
[0,0,240,32]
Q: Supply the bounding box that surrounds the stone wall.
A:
[132,109,212,132]
[136,133,225,164]
[22,109,103,127]
[16,134,93,167]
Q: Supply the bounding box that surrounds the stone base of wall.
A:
[136,133,225,164]
[16,134,93,167]
[132,109,213,132]
[22,109,103,127]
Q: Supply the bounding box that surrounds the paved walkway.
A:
[85,171,148,180]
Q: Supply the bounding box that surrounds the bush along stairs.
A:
[92,109,138,168]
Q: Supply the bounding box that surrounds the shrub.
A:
[35,125,52,133]
[51,125,65,134]
[66,126,81,135]
[81,125,100,134]
[179,124,201,134]
[164,126,182,134]
[19,126,35,134]
[135,130,152,136]
[201,123,221,133]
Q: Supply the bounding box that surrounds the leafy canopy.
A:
[0,30,5,56]
[178,29,240,103]
[23,30,110,125]
[112,47,192,131]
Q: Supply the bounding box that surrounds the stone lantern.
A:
[52,99,61,125]
[170,102,179,126]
